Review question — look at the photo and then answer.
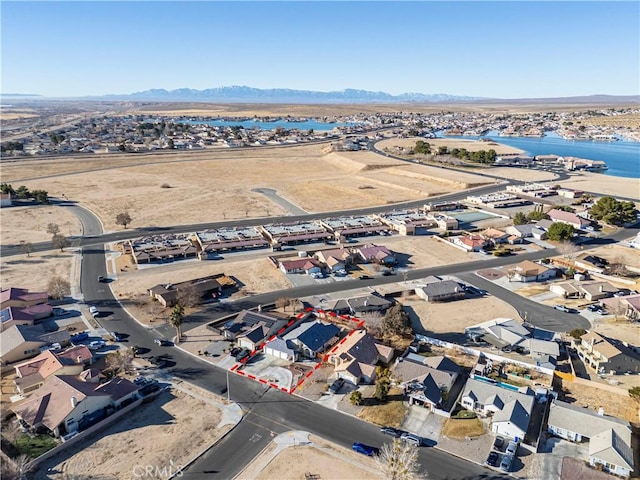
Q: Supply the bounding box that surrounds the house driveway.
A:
[533,437,589,480]
[400,406,444,444]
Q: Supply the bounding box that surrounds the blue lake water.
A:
[439,131,640,179]
[184,119,356,131]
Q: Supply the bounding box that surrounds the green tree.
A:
[31,189,49,203]
[374,366,391,402]
[0,183,15,195]
[513,211,527,226]
[437,146,448,155]
[590,196,638,226]
[19,241,33,258]
[552,205,576,213]
[51,233,68,251]
[115,212,132,229]
[527,210,549,221]
[349,390,363,406]
[547,222,575,241]
[413,140,431,155]
[169,303,185,343]
[14,185,30,199]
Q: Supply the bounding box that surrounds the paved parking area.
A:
[400,406,444,444]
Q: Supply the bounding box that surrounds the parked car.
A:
[97,275,105,282]
[235,349,250,361]
[71,332,89,342]
[88,340,105,351]
[486,451,499,467]
[229,347,242,357]
[380,426,403,438]
[110,331,122,342]
[359,275,372,280]
[587,304,603,312]
[153,339,172,346]
[493,436,505,451]
[400,432,422,446]
[89,305,99,317]
[500,454,513,472]
[553,305,577,313]
[329,378,345,394]
[614,289,631,297]
[352,442,378,456]
[505,440,519,456]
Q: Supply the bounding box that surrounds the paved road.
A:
[252,187,308,215]
[456,272,591,332]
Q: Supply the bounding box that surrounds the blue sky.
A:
[2,1,639,98]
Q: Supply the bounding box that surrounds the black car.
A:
[359,275,372,280]
[380,426,403,438]
[329,378,345,394]
[493,436,505,451]
[235,349,250,361]
[229,347,242,357]
[486,451,499,467]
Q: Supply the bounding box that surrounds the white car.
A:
[89,306,99,317]
[88,340,105,351]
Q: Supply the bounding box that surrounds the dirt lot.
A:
[0,204,82,246]
[1,250,74,293]
[239,434,382,480]
[403,295,520,336]
[3,144,491,231]
[109,252,290,325]
[35,388,224,480]
[558,379,638,424]
[384,235,476,268]
[559,172,640,201]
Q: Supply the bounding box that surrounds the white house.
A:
[547,400,634,478]
[510,260,556,283]
[460,377,535,440]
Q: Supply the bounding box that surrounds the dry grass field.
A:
[0,204,82,245]
[581,113,640,129]
[559,172,640,200]
[5,144,492,231]
[1,250,74,293]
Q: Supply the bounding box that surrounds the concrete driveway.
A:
[401,406,445,444]
[538,437,589,480]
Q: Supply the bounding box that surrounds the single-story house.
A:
[461,377,535,440]
[263,337,298,362]
[0,307,36,332]
[394,354,461,412]
[547,400,634,478]
[510,260,556,282]
[314,247,355,265]
[148,276,225,307]
[415,279,465,303]
[328,329,394,385]
[481,228,510,245]
[13,346,93,394]
[355,244,397,265]
[279,258,323,275]
[221,310,290,351]
[324,293,393,315]
[282,320,340,359]
[452,235,488,252]
[505,224,547,240]
[550,281,618,301]
[547,209,591,230]
[601,294,640,321]
[1,325,71,366]
[13,375,139,438]
[324,256,346,273]
[0,288,49,309]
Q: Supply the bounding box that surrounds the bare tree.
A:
[276,296,292,312]
[149,300,163,323]
[375,439,422,480]
[176,285,201,308]
[51,233,68,251]
[46,223,60,235]
[105,349,134,376]
[48,275,70,300]
[506,269,516,283]
[0,453,33,480]
[611,299,628,322]
[364,311,384,337]
[557,241,580,261]
[19,241,33,258]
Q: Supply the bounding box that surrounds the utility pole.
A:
[226,369,230,404]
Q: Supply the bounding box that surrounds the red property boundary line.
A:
[228,308,367,394]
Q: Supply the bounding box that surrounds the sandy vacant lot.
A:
[1,250,74,293]
[36,388,223,480]
[384,235,476,267]
[0,204,82,246]
[404,295,520,336]
[559,172,640,201]
[5,144,491,231]
[377,137,523,155]
[239,435,382,480]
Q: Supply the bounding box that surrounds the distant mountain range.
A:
[101,86,485,103]
[2,87,638,104]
